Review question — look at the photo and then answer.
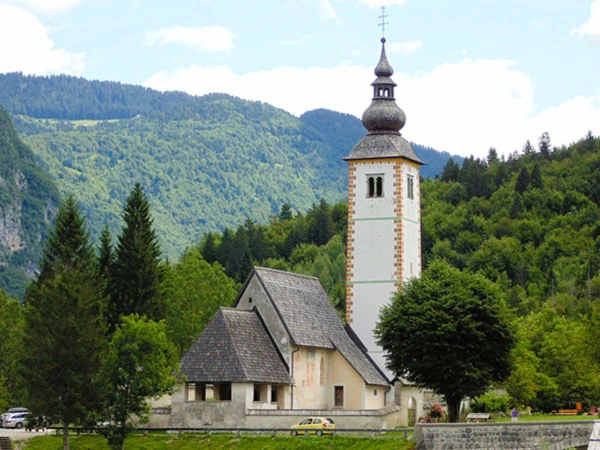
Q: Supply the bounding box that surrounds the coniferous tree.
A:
[530,163,543,190]
[440,158,460,182]
[199,232,218,263]
[515,167,530,194]
[22,195,105,450]
[522,140,535,156]
[279,203,293,221]
[108,183,165,329]
[538,132,551,157]
[97,225,114,283]
[308,199,334,246]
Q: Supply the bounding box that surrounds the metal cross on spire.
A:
[378,6,389,40]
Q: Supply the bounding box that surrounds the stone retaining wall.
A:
[415,421,593,450]
[245,405,402,429]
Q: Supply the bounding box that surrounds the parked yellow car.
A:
[290,417,336,436]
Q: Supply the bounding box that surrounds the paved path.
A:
[0,427,53,441]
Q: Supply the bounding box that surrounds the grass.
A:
[20,432,416,450]
[493,413,599,422]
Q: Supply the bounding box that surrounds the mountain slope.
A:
[0,106,60,297]
[0,72,459,263]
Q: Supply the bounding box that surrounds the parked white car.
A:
[0,410,30,428]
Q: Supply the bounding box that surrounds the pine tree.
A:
[22,195,105,450]
[538,132,551,157]
[279,203,293,221]
[108,183,165,329]
[36,195,95,284]
[307,199,334,246]
[199,232,218,263]
[440,158,460,182]
[515,167,530,194]
[97,225,114,283]
[522,140,535,156]
[530,163,543,190]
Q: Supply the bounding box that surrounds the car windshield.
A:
[325,418,335,424]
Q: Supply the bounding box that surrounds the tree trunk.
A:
[62,423,70,450]
[446,396,462,423]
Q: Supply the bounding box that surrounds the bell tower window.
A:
[407,175,414,200]
[367,175,384,198]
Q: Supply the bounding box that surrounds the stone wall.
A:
[415,421,593,450]
[245,405,403,429]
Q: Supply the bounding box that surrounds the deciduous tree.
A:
[99,315,177,450]
[376,259,514,422]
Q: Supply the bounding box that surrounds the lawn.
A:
[20,432,416,450]
[493,413,599,422]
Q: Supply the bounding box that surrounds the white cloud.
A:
[13,0,86,15]
[143,58,600,159]
[388,40,423,55]
[315,0,341,24]
[571,0,600,43]
[0,4,85,75]
[359,0,406,7]
[145,25,235,52]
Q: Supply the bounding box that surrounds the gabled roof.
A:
[180,307,291,384]
[251,267,389,386]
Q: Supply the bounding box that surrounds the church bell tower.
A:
[344,37,423,378]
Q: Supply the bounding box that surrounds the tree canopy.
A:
[99,314,177,450]
[376,259,514,422]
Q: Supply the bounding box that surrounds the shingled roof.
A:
[344,132,424,164]
[251,267,389,386]
[180,307,291,384]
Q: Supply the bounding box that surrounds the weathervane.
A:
[378,6,388,41]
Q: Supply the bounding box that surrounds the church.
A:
[168,37,426,429]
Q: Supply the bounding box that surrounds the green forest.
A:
[0,73,456,298]
[1,74,453,251]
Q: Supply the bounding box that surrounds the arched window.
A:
[367,175,384,198]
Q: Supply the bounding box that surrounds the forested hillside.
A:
[0,106,60,297]
[0,72,458,265]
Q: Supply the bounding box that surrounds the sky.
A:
[0,0,599,159]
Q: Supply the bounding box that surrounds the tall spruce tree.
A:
[22,195,105,450]
[108,183,165,329]
[97,225,114,282]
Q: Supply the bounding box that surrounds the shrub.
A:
[471,391,511,413]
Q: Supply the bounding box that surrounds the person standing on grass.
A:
[511,407,519,422]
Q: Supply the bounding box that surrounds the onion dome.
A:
[344,38,423,164]
[361,38,406,133]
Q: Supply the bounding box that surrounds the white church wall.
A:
[291,347,329,409]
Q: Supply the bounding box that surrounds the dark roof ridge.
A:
[250,305,290,373]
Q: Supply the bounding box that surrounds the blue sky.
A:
[0,0,598,158]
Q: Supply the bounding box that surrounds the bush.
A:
[471,391,511,413]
